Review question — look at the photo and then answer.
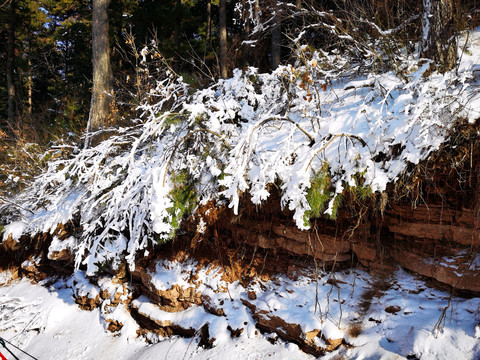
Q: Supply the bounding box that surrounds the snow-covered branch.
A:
[2,30,480,276]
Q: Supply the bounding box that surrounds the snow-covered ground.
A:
[0,272,309,360]
[0,266,478,360]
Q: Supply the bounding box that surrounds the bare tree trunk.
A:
[7,0,16,124]
[174,0,182,73]
[89,0,113,133]
[204,0,212,61]
[219,0,228,78]
[241,0,250,67]
[271,4,281,70]
[421,0,457,73]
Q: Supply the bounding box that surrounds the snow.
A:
[48,236,77,258]
[66,271,100,300]
[0,266,478,360]
[148,258,198,291]
[0,275,311,360]
[2,222,26,241]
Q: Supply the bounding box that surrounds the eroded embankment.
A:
[199,120,480,295]
[1,123,480,294]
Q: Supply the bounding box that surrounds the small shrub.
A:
[304,163,332,227]
[347,322,363,338]
[167,170,198,236]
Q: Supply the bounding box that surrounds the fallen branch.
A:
[306,133,368,171]
[0,196,34,215]
[163,128,230,186]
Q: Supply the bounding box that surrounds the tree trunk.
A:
[174,0,182,73]
[421,0,457,73]
[219,0,228,78]
[89,0,113,133]
[204,0,211,61]
[271,4,281,70]
[7,0,16,124]
[241,0,250,67]
[27,58,32,116]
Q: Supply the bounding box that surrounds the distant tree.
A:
[89,0,113,133]
[271,1,281,70]
[219,0,228,78]
[173,0,182,72]
[6,0,16,123]
[31,0,91,132]
[3,0,48,126]
[205,0,212,61]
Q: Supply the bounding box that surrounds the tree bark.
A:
[27,58,32,116]
[204,0,211,61]
[421,0,457,73]
[89,0,113,133]
[7,0,16,123]
[174,0,182,73]
[219,0,228,78]
[271,4,281,70]
[241,0,250,67]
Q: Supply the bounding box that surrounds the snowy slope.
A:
[0,266,478,360]
[0,273,310,360]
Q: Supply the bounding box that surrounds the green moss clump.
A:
[303,166,374,227]
[304,163,332,227]
[349,171,373,201]
[163,113,185,128]
[329,192,343,220]
[167,170,198,236]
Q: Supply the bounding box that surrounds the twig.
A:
[306,133,368,171]
[433,298,451,338]
[255,116,315,144]
[0,197,34,214]
[307,233,323,322]
[337,285,342,329]
[0,0,12,9]
[456,30,470,76]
